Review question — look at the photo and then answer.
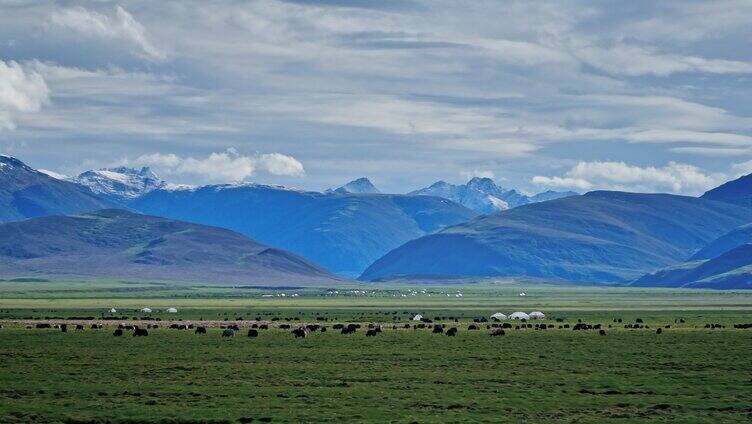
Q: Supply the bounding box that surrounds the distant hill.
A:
[690,223,752,260]
[360,191,752,283]
[410,177,577,214]
[633,244,752,289]
[71,167,167,203]
[701,173,752,207]
[131,185,476,276]
[0,155,115,223]
[327,177,380,194]
[0,209,337,285]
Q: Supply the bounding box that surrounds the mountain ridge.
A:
[360,190,752,283]
[0,209,338,285]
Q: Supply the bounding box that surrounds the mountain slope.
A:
[0,155,115,223]
[701,173,752,207]
[410,177,577,214]
[690,223,752,260]
[360,191,752,283]
[72,167,166,202]
[131,185,476,276]
[633,244,752,289]
[0,209,337,285]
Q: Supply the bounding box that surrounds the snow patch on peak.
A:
[39,169,68,180]
[72,167,166,200]
[329,177,380,194]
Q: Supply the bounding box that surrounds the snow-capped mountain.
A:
[328,177,380,194]
[71,167,166,202]
[410,177,578,214]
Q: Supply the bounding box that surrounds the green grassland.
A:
[1,280,752,423]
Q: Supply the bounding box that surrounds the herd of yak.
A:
[9,317,752,338]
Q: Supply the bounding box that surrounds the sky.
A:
[1,0,751,195]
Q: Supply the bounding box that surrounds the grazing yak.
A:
[195,326,207,334]
[133,328,149,337]
[292,328,307,338]
[599,329,606,336]
[490,328,505,336]
[468,324,479,330]
[76,324,84,331]
[446,327,458,337]
[221,329,235,338]
[432,325,444,334]
[113,329,124,337]
[60,324,68,333]
[341,324,358,335]
[656,328,663,334]
[366,329,378,337]
[247,329,259,338]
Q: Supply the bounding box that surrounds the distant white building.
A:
[412,314,423,321]
[109,308,117,313]
[529,311,546,320]
[166,307,178,313]
[140,307,152,313]
[490,312,507,320]
[509,312,530,320]
[519,292,526,297]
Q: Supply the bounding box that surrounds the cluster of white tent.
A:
[491,311,545,320]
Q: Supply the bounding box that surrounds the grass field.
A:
[1,280,751,423]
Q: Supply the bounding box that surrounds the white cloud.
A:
[460,169,495,180]
[572,41,752,77]
[129,149,304,182]
[257,153,305,177]
[533,161,725,195]
[48,6,164,60]
[730,160,752,178]
[0,60,49,130]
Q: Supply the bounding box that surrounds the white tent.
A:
[109,308,117,313]
[509,312,530,320]
[519,292,526,297]
[529,311,546,320]
[140,307,152,313]
[166,307,178,313]
[412,314,423,321]
[490,312,507,320]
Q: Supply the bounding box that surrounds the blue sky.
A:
[1,0,751,195]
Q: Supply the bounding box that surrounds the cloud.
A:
[572,41,752,76]
[130,149,305,182]
[0,60,49,130]
[460,169,495,180]
[532,161,725,195]
[47,6,164,60]
[730,160,752,178]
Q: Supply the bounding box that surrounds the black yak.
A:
[247,329,259,337]
[113,329,123,337]
[195,326,207,334]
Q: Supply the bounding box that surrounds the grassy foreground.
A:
[1,281,751,423]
